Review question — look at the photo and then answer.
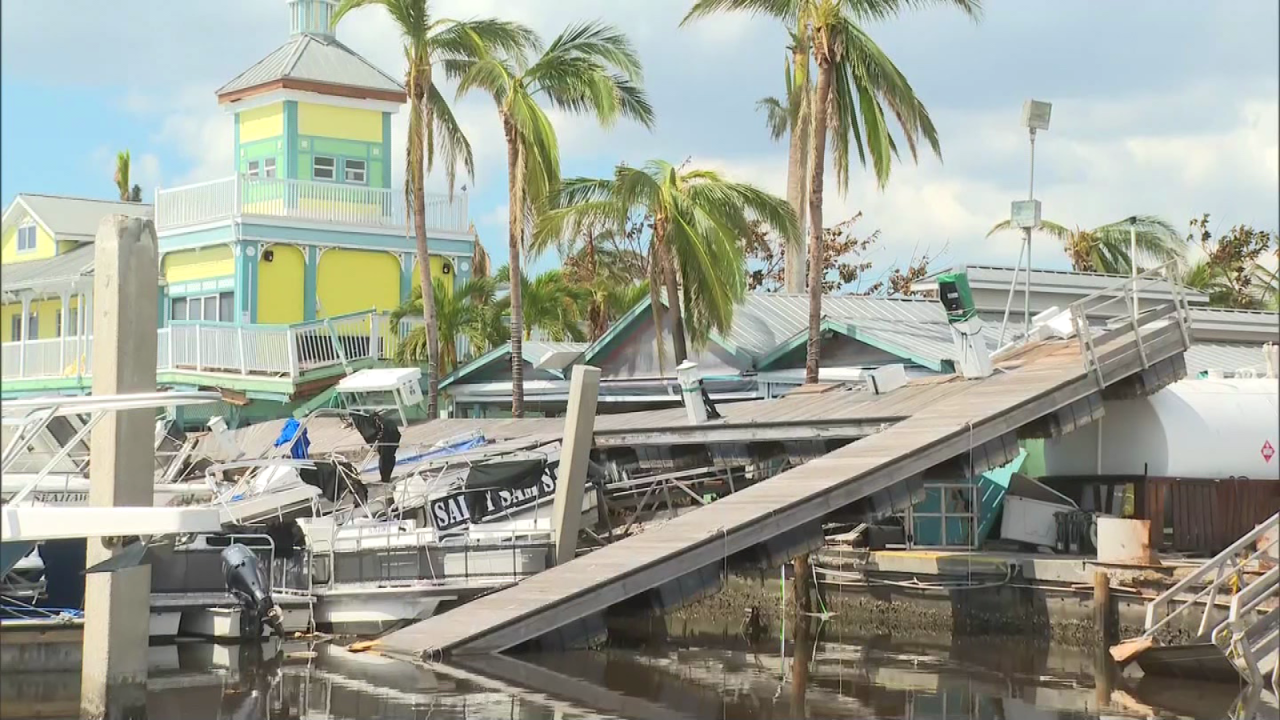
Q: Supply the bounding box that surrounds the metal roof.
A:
[919,264,1210,305]
[0,243,95,295]
[217,33,405,98]
[1184,342,1272,376]
[4,194,152,243]
[1188,307,1280,344]
[727,293,950,357]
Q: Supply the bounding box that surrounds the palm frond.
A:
[681,0,801,25]
[757,95,791,141]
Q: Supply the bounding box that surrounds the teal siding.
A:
[284,101,299,181]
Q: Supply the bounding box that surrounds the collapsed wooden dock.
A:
[373,296,1192,658]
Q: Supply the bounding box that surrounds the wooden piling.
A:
[1093,569,1113,644]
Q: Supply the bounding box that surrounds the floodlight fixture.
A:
[1022,100,1052,132]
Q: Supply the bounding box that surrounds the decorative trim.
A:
[218,80,406,108]
[218,88,404,116]
[236,215,474,242]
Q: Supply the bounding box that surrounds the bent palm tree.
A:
[684,0,981,384]
[334,0,536,418]
[757,25,812,293]
[537,159,800,368]
[986,215,1185,275]
[390,276,496,374]
[451,21,655,416]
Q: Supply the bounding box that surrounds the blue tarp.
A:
[360,434,487,473]
[273,418,311,460]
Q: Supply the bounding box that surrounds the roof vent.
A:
[288,0,337,38]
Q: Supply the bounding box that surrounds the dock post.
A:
[552,365,601,565]
[1093,569,1113,644]
[80,216,159,720]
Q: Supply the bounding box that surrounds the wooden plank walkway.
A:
[376,322,1190,658]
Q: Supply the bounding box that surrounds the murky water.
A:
[1,626,1272,719]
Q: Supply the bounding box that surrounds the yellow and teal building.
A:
[2,0,476,423]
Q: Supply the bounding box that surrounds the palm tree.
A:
[683,0,981,384]
[756,25,812,294]
[494,266,591,342]
[986,215,1185,275]
[334,0,537,418]
[390,276,496,374]
[537,159,800,368]
[114,151,131,201]
[450,21,655,417]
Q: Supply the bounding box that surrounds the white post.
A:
[59,290,69,373]
[237,326,248,374]
[286,327,299,378]
[81,215,158,718]
[18,294,31,377]
[551,365,601,565]
[676,360,709,424]
[195,325,203,371]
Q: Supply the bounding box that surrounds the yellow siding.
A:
[1,297,80,342]
[1,303,20,342]
[298,102,381,143]
[1,222,56,263]
[257,244,305,324]
[163,245,234,284]
[317,249,399,317]
[239,103,284,143]
[410,256,456,297]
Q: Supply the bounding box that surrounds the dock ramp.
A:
[379,273,1194,659]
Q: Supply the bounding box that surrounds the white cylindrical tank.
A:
[1044,378,1280,479]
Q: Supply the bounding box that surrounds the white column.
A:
[551,365,601,565]
[80,215,159,718]
[59,289,70,373]
[18,294,30,377]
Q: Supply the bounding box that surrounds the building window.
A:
[68,307,79,337]
[55,309,62,338]
[26,311,38,341]
[247,160,260,178]
[263,157,277,178]
[17,223,37,252]
[313,156,336,181]
[9,315,21,341]
[171,292,235,323]
[343,158,367,184]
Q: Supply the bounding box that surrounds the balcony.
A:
[154,175,469,234]
[1,312,467,385]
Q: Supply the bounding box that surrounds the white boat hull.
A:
[149,610,182,638]
[179,604,310,640]
[313,587,452,636]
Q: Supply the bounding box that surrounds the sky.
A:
[2,0,1277,278]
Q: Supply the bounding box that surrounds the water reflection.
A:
[1,626,1274,720]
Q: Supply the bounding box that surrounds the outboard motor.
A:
[221,544,283,639]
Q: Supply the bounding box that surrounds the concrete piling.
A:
[552,365,601,566]
[80,216,159,719]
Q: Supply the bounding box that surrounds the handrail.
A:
[1141,512,1279,636]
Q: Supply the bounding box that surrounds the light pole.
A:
[1128,215,1139,321]
[998,99,1052,346]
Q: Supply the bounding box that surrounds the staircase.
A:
[1120,512,1278,688]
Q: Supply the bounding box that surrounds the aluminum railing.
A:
[1138,512,1278,640]
[2,311,468,383]
[1063,261,1193,388]
[155,174,469,234]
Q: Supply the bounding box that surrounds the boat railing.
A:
[1,391,222,505]
[312,518,554,590]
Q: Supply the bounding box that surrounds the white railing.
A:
[1,311,475,384]
[155,174,469,234]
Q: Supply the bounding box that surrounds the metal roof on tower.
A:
[216,31,406,104]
